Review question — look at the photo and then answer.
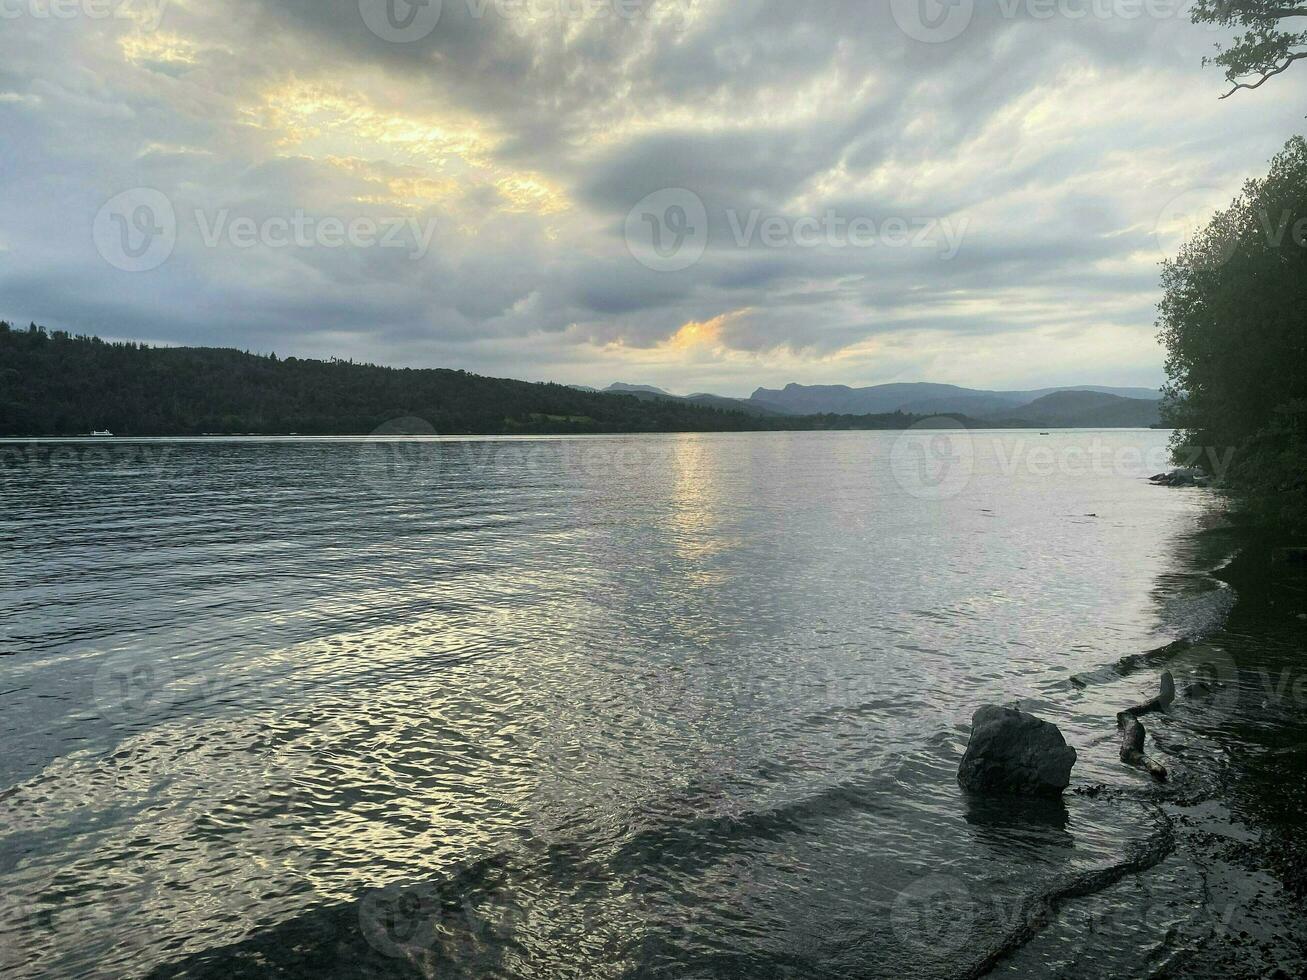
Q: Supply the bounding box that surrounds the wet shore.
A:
[990,524,1307,978]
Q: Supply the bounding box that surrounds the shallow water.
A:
[0,430,1257,978]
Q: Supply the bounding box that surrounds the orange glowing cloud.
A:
[666,309,751,350]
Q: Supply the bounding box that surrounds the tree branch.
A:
[1221,50,1307,97]
[1221,2,1307,20]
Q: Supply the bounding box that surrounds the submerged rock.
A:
[957,706,1077,797]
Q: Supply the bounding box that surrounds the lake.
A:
[0,430,1257,978]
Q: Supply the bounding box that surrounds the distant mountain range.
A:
[597,381,1163,428]
[606,382,793,418]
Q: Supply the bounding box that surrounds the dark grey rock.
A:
[957,706,1077,797]
[1149,468,1211,488]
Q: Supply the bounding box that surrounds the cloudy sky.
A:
[1,0,1304,396]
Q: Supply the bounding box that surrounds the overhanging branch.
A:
[1221,50,1307,97]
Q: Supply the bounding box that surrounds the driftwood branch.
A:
[1116,671,1174,781]
[1124,670,1175,717]
[1117,714,1168,781]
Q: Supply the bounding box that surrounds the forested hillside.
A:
[0,325,953,437]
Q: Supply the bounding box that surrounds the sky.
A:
[1,0,1304,397]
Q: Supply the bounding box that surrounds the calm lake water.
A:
[0,430,1264,978]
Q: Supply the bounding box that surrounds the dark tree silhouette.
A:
[1158,136,1307,527]
[0,327,958,437]
[1191,0,1307,97]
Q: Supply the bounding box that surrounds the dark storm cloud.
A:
[1,0,1305,391]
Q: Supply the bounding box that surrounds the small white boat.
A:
[90,430,114,437]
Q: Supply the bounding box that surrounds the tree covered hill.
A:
[985,391,1163,428]
[0,324,964,437]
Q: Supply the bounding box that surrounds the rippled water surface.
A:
[1,431,1239,978]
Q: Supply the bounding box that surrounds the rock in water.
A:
[957,706,1077,796]
[1149,468,1211,487]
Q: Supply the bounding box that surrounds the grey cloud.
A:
[2,0,1304,391]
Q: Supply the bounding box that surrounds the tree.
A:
[1191,0,1307,97]
[1158,136,1307,527]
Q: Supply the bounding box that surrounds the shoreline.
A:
[0,425,1175,441]
[985,521,1307,977]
